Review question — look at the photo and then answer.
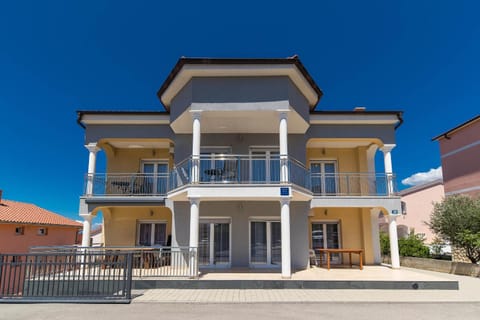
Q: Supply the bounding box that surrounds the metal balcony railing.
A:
[83,159,396,198]
[84,173,169,196]
[169,154,311,190]
[310,173,397,197]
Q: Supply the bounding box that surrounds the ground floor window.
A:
[137,221,167,246]
[250,220,281,265]
[199,219,231,266]
[311,221,341,264]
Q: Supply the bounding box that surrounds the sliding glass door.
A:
[250,220,281,266]
[311,221,341,264]
[198,220,231,266]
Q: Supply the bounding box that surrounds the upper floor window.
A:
[141,160,169,194]
[310,161,337,195]
[15,226,24,235]
[37,227,48,236]
[249,147,280,183]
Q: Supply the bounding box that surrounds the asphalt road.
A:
[2,302,480,320]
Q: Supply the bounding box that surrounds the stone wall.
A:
[382,256,480,277]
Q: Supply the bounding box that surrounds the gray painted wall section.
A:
[84,124,174,144]
[171,200,309,270]
[173,134,307,163]
[306,124,397,144]
[170,77,311,123]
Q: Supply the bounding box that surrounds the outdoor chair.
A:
[309,249,319,267]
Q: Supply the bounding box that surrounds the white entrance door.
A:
[311,222,341,264]
[250,148,280,183]
[142,161,169,194]
[310,161,337,195]
[198,221,231,266]
[250,221,281,266]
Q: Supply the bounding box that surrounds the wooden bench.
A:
[315,248,364,270]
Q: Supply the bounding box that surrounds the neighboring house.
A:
[433,114,480,261]
[0,193,82,254]
[433,114,480,198]
[77,56,404,277]
[379,179,444,244]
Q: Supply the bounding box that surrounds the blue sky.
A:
[0,0,479,221]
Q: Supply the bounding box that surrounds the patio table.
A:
[315,248,364,270]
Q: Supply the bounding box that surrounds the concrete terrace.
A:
[133,265,460,290]
[133,267,480,303]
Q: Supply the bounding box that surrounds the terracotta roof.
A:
[0,200,82,227]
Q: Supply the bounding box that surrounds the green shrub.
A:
[379,231,430,258]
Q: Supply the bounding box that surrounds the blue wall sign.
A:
[280,187,290,196]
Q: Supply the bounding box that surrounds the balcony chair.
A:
[220,159,237,182]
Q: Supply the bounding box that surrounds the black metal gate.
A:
[0,251,133,303]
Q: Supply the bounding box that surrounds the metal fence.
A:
[0,251,133,303]
[30,246,199,279]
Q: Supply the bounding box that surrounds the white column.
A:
[280,199,291,278]
[81,214,94,247]
[279,112,289,183]
[85,143,100,195]
[388,215,400,268]
[191,112,202,183]
[370,208,382,264]
[380,144,395,195]
[366,144,378,195]
[189,197,200,277]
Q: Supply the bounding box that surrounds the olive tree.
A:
[428,195,480,263]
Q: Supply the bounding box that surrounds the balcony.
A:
[170,155,310,190]
[311,173,397,197]
[84,173,169,197]
[83,156,397,198]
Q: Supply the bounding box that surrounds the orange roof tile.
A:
[0,199,82,227]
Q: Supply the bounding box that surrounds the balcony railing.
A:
[169,155,311,190]
[85,173,169,196]
[83,158,396,197]
[310,173,397,196]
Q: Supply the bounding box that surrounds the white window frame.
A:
[249,146,280,183]
[136,220,168,247]
[199,217,232,267]
[15,226,24,235]
[248,217,281,267]
[310,159,338,195]
[37,227,48,236]
[141,159,169,194]
[311,220,342,264]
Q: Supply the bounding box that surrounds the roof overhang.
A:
[310,111,403,127]
[157,57,323,110]
[77,111,170,128]
[432,114,480,141]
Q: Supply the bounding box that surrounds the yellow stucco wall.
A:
[306,147,368,173]
[103,206,172,246]
[308,207,375,265]
[105,148,172,173]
